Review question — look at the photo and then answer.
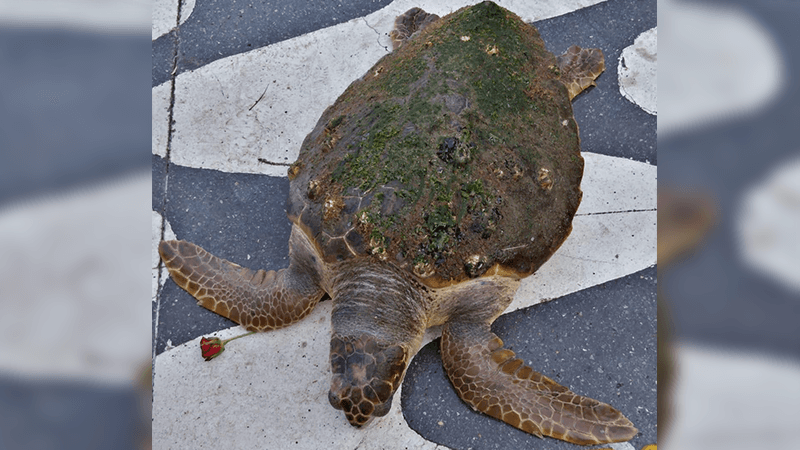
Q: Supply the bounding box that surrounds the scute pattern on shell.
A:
[287,2,583,287]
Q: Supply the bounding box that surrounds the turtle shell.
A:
[287,1,583,288]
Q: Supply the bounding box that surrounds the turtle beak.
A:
[328,333,408,427]
[328,384,393,427]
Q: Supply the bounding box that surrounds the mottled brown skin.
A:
[556,45,606,100]
[442,323,636,445]
[159,227,325,332]
[159,2,638,446]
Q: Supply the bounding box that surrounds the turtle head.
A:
[328,333,409,427]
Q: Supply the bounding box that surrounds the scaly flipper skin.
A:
[158,225,325,331]
[441,320,638,445]
[556,45,606,100]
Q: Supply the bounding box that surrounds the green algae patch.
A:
[429,1,532,118]
[289,1,587,286]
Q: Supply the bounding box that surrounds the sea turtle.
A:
[159,2,637,445]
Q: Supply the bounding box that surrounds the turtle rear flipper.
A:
[556,45,605,100]
[441,320,637,445]
[159,225,325,331]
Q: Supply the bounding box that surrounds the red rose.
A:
[200,337,224,361]
[199,331,256,361]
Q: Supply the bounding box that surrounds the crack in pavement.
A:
[363,17,390,53]
[575,208,656,216]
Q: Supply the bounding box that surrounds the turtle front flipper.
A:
[556,45,605,100]
[389,7,440,50]
[159,224,325,331]
[441,320,637,445]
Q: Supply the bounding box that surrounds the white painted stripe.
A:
[152,82,170,158]
[608,443,636,450]
[737,155,800,294]
[0,171,151,385]
[618,27,657,115]
[152,0,196,40]
[578,152,657,213]
[0,0,150,33]
[658,0,784,136]
[666,343,800,449]
[159,0,608,177]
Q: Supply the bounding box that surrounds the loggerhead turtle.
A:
[159,2,637,445]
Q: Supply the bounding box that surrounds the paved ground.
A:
[1,0,797,449]
[152,1,656,449]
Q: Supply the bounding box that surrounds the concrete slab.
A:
[152,82,170,158]
[619,27,656,115]
[152,0,196,39]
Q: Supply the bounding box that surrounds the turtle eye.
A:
[328,390,343,410]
